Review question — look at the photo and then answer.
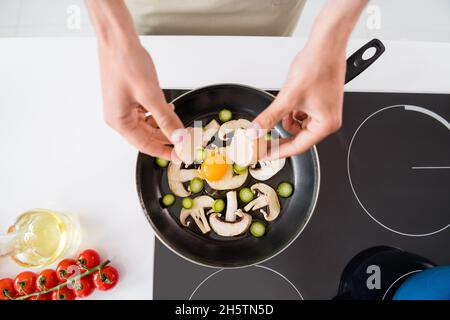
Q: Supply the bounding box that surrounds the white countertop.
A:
[0,36,449,300]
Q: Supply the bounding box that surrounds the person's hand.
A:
[252,0,369,159]
[98,40,184,159]
[253,43,346,159]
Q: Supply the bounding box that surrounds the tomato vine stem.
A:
[14,260,111,300]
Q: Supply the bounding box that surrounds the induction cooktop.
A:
[151,90,450,300]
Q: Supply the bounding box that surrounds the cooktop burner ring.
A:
[189,265,304,300]
[347,105,450,237]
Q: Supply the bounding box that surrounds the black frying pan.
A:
[136,39,385,268]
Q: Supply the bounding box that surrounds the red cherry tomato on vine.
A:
[72,275,95,298]
[14,271,37,295]
[0,278,17,300]
[51,286,76,300]
[36,269,58,292]
[77,249,101,270]
[30,292,52,300]
[92,266,119,291]
[56,259,81,282]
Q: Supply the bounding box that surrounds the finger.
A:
[138,139,173,160]
[144,103,175,128]
[147,102,185,144]
[121,122,174,159]
[282,112,302,135]
[266,128,326,159]
[136,106,171,144]
[145,114,159,128]
[252,99,290,132]
[293,111,308,121]
[146,125,171,144]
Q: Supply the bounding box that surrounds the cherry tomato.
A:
[36,269,58,292]
[92,266,119,291]
[0,278,17,300]
[72,275,95,298]
[51,286,76,300]
[56,259,81,282]
[29,292,52,300]
[14,271,37,296]
[77,249,101,270]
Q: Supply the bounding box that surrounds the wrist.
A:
[97,27,141,53]
[307,0,368,53]
[305,34,347,62]
[86,0,139,48]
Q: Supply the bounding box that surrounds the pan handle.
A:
[345,38,385,84]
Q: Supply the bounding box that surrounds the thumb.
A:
[148,102,185,144]
[252,99,290,131]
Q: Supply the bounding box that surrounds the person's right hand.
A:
[252,41,346,160]
[98,39,184,159]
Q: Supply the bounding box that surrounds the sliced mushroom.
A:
[205,165,248,190]
[244,183,281,221]
[218,119,251,141]
[250,158,286,181]
[243,196,267,211]
[168,162,200,197]
[202,119,220,146]
[179,168,199,182]
[209,209,252,237]
[226,129,258,167]
[180,195,214,234]
[224,191,238,222]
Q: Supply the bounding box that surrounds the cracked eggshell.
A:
[174,127,204,165]
[218,119,251,141]
[227,128,258,167]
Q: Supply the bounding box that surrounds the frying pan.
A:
[136,39,385,268]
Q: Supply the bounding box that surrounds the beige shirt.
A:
[126,0,306,36]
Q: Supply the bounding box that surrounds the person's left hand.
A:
[98,39,184,160]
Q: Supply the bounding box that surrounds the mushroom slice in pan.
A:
[202,119,220,146]
[205,165,248,190]
[244,183,281,221]
[218,119,251,141]
[168,162,200,197]
[224,191,238,222]
[249,158,286,181]
[180,195,214,234]
[209,209,252,237]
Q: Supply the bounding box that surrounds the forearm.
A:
[85,0,139,47]
[307,0,368,51]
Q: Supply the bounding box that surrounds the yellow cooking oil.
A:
[5,209,81,268]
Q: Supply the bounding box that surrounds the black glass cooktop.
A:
[152,91,450,300]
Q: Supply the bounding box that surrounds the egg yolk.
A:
[200,154,229,181]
